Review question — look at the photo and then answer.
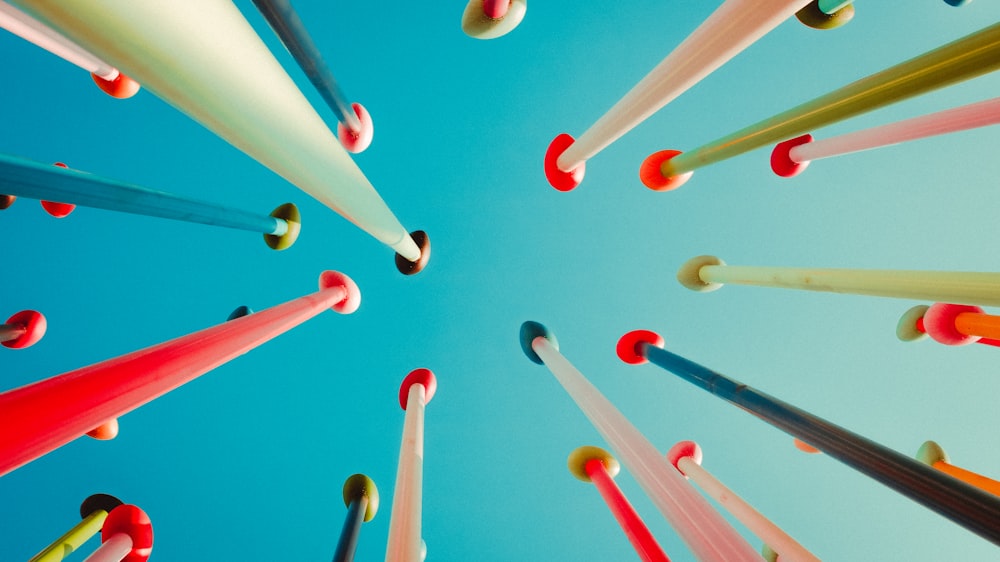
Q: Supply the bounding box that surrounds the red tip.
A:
[616,330,663,365]
[337,103,374,153]
[87,419,119,440]
[2,310,47,349]
[40,200,76,218]
[101,505,154,562]
[639,150,691,191]
[483,0,509,18]
[399,368,437,409]
[923,303,983,346]
[91,72,141,99]
[0,195,14,209]
[770,134,812,177]
[665,440,702,472]
[318,271,362,314]
[544,134,585,191]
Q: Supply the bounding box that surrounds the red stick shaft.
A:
[0,283,348,476]
[585,459,671,562]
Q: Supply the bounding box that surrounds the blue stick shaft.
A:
[332,497,367,562]
[639,342,1000,546]
[0,154,285,235]
[252,0,360,131]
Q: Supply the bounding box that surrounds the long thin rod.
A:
[790,96,1000,163]
[586,459,671,562]
[251,0,361,131]
[11,0,419,260]
[0,273,356,476]
[638,341,1000,546]
[333,496,368,562]
[556,0,810,172]
[384,384,426,562]
[29,511,108,562]
[0,1,117,79]
[531,336,761,561]
[658,23,1000,178]
[81,534,131,562]
[0,154,287,235]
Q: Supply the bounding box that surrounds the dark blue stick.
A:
[332,474,378,562]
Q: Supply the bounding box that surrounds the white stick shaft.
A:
[557,0,810,171]
[82,533,132,562]
[700,265,1000,307]
[11,0,419,261]
[677,458,819,562]
[532,337,761,562]
[0,1,117,78]
[790,96,1000,163]
[384,384,426,562]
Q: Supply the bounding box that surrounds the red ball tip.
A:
[770,134,812,177]
[87,419,119,440]
[338,103,374,153]
[92,72,141,99]
[616,330,663,365]
[639,150,692,191]
[399,368,437,409]
[923,303,983,346]
[2,309,47,349]
[318,271,361,314]
[40,200,76,218]
[544,134,585,191]
[482,0,509,18]
[665,440,703,472]
[101,505,154,562]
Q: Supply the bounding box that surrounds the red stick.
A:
[0,270,359,476]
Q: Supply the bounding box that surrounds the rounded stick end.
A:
[101,505,153,562]
[665,440,702,474]
[896,305,930,342]
[0,195,14,209]
[86,419,119,441]
[916,440,949,465]
[343,474,379,521]
[567,446,619,482]
[395,230,431,275]
[264,203,301,250]
[318,271,361,314]
[770,134,812,177]
[544,134,584,191]
[399,368,437,409]
[795,0,855,30]
[616,330,663,365]
[338,103,374,153]
[80,494,124,519]
[923,303,982,345]
[639,150,691,191]
[520,321,557,364]
[2,310,47,349]
[92,72,141,99]
[677,255,725,292]
[462,0,527,39]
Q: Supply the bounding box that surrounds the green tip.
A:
[343,474,379,522]
[264,203,301,250]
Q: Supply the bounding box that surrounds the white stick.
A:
[12,0,420,261]
[675,456,819,562]
[556,0,811,171]
[790,96,1000,163]
[531,337,762,562]
[0,2,117,79]
[679,255,1000,307]
[82,533,132,562]
[384,383,426,562]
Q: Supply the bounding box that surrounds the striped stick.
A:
[677,255,1000,307]
[0,154,300,250]
[641,23,1000,191]
[543,0,813,191]
[665,441,818,562]
[771,97,1000,177]
[251,0,373,153]
[384,369,437,562]
[568,446,671,562]
[0,270,360,476]
[616,329,1000,546]
[0,1,139,97]
[11,0,428,273]
[519,321,761,562]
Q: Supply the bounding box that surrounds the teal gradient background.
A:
[2,2,1000,560]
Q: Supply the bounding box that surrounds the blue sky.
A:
[2,2,1000,560]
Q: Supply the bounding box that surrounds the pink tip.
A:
[770,134,812,178]
[666,440,703,473]
[482,0,509,18]
[544,134,585,191]
[87,419,119,440]
[399,368,437,409]
[101,505,154,562]
[639,150,692,191]
[337,103,374,153]
[2,310,47,349]
[923,303,983,346]
[318,271,361,314]
[616,330,664,365]
[91,72,141,99]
